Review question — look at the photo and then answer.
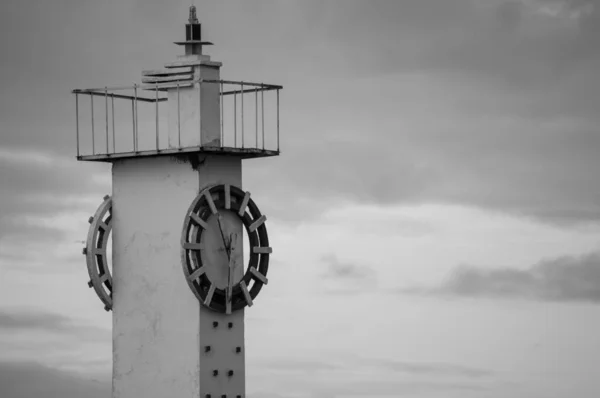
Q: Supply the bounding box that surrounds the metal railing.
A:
[72,79,282,160]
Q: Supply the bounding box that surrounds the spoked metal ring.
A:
[83,195,113,311]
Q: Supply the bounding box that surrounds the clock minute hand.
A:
[226,233,237,315]
[216,213,230,260]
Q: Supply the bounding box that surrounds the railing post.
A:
[241,82,244,149]
[234,88,237,148]
[261,83,265,151]
[220,81,224,147]
[75,93,80,157]
[91,94,95,155]
[155,83,159,151]
[255,88,258,149]
[131,99,135,152]
[112,96,116,153]
[199,78,203,146]
[134,84,138,152]
[177,83,181,148]
[105,87,109,154]
[277,89,280,152]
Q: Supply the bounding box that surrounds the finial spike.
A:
[189,6,199,24]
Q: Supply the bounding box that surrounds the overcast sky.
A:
[1,0,600,397]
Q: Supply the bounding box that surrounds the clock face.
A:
[181,184,271,314]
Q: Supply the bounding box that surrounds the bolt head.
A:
[103,195,110,200]
[88,216,94,224]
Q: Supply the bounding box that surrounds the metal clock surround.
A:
[181,184,271,314]
[83,195,113,311]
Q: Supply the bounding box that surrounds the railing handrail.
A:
[74,79,282,159]
[72,79,283,100]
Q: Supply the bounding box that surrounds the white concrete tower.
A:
[75,7,282,398]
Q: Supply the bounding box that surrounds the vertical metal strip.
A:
[91,94,95,155]
[105,87,109,154]
[155,83,159,150]
[199,78,203,146]
[75,93,80,157]
[134,84,139,152]
[220,81,224,146]
[234,90,237,148]
[177,83,181,148]
[261,84,265,150]
[131,99,135,151]
[255,89,258,149]
[112,96,116,153]
[277,89,280,152]
[241,82,244,149]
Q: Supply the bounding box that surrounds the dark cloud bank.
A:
[4,0,600,232]
[0,310,111,398]
[429,250,600,303]
[0,358,487,398]
[246,0,600,227]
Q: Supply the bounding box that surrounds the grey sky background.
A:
[1,1,600,397]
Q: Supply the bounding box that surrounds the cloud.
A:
[322,254,372,280]
[427,250,600,302]
[0,311,72,331]
[0,309,110,341]
[3,0,600,228]
[0,309,111,374]
[0,148,111,283]
[0,356,490,398]
[368,358,493,379]
[0,149,109,242]
[242,0,600,227]
[256,358,339,373]
[318,254,377,295]
[252,355,493,397]
[256,356,492,378]
[0,222,66,242]
[0,361,109,398]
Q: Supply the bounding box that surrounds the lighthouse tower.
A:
[74,7,281,398]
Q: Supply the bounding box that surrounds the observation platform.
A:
[72,79,282,162]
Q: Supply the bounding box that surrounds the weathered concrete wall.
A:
[112,156,201,398]
[111,154,245,398]
[168,84,201,149]
[168,56,221,149]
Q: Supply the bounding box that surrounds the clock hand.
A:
[215,213,230,261]
[226,233,237,314]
